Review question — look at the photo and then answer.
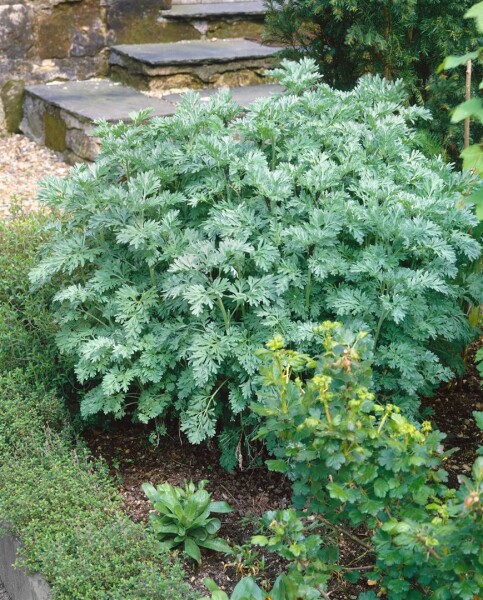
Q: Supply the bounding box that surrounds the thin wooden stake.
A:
[464,59,472,149]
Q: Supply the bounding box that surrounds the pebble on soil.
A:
[0,134,69,217]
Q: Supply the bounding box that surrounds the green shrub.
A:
[264,0,481,154]
[0,211,73,390]
[253,323,483,599]
[30,61,481,465]
[0,369,69,456]
[143,479,233,564]
[0,369,192,600]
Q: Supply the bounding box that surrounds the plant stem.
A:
[373,310,387,349]
[216,296,230,330]
[305,266,311,314]
[465,59,472,149]
[149,265,156,288]
[318,516,372,551]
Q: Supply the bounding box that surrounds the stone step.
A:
[163,82,283,107]
[161,1,265,20]
[109,38,282,92]
[20,80,175,163]
[159,1,266,40]
[20,79,282,163]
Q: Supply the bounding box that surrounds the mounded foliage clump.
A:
[31,60,481,466]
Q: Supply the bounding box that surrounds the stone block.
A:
[0,524,51,600]
[206,19,263,40]
[109,39,280,91]
[65,126,99,161]
[0,79,24,132]
[106,0,175,45]
[0,4,32,58]
[20,93,46,143]
[37,0,105,60]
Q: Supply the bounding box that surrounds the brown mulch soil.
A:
[421,338,483,487]
[0,134,69,217]
[84,427,291,595]
[83,424,371,599]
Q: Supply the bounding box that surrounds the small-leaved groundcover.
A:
[30,59,481,468]
[0,374,193,600]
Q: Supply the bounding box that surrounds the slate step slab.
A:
[20,80,176,163]
[163,82,283,107]
[161,1,265,19]
[109,38,282,91]
[20,79,282,163]
[159,2,266,41]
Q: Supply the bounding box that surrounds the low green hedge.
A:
[0,212,193,599]
[0,370,192,599]
[0,211,73,391]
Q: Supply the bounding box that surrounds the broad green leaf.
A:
[151,522,179,536]
[439,51,480,72]
[184,538,202,564]
[473,411,483,430]
[185,490,211,522]
[191,526,209,542]
[461,144,483,175]
[141,482,160,504]
[192,508,212,528]
[271,573,299,600]
[327,482,350,502]
[344,570,361,583]
[326,452,346,469]
[451,98,483,123]
[204,578,222,592]
[251,535,269,546]
[472,456,483,480]
[198,537,233,555]
[231,577,264,600]
[209,501,234,514]
[466,1,483,30]
[373,478,389,498]
[465,186,483,220]
[266,459,289,473]
[204,518,221,536]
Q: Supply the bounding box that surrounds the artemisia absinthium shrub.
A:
[30,60,481,468]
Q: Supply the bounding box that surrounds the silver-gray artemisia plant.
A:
[30,60,482,468]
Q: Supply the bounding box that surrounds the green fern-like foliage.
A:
[30,60,481,456]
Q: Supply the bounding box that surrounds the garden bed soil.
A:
[83,339,482,598]
[84,425,373,598]
[421,339,482,487]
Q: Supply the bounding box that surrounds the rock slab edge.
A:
[0,524,51,600]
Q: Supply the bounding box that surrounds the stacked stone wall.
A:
[0,0,172,132]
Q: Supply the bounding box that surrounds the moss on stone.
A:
[1,80,25,133]
[44,112,67,152]
[207,20,264,40]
